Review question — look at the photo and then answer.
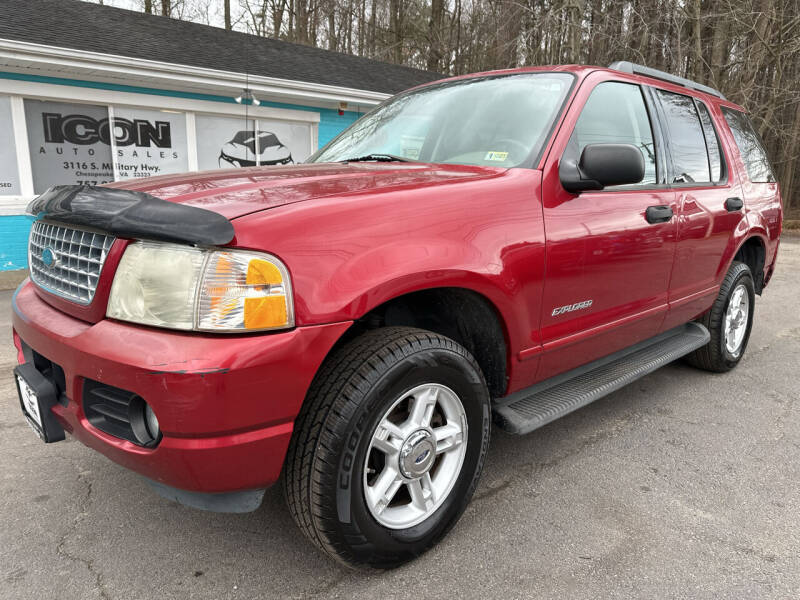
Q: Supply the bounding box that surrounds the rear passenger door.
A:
[652,89,744,329]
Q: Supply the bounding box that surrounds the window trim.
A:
[642,85,669,186]
[692,97,729,185]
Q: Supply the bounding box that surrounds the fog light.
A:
[144,404,160,440]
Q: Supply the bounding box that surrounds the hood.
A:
[105,162,506,221]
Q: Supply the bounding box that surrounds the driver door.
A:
[536,77,677,381]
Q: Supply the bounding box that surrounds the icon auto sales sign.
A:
[42,113,173,148]
[25,100,188,193]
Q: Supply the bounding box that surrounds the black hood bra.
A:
[27,185,235,246]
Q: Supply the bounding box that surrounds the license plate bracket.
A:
[14,363,65,443]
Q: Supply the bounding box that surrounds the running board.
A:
[493,323,710,435]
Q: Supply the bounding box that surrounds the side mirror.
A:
[559,143,645,193]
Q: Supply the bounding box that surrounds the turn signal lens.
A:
[197,251,293,331]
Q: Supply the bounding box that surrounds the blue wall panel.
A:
[0,215,34,271]
[318,108,360,147]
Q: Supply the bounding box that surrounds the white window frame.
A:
[0,78,321,215]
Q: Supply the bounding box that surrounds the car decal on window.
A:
[219,130,294,168]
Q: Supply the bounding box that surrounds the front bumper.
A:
[12,280,351,494]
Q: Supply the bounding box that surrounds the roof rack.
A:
[609,61,726,100]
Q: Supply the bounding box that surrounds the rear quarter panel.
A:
[713,100,783,279]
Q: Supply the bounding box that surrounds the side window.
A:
[656,90,711,183]
[568,82,657,185]
[722,107,775,183]
[695,101,725,182]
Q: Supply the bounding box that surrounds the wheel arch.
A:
[323,285,511,399]
[728,234,768,294]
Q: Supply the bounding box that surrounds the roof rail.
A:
[609,61,726,100]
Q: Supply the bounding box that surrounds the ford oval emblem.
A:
[414,449,431,464]
[41,247,58,268]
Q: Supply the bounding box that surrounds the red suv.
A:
[12,63,782,568]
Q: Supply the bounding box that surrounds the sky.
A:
[88,0,239,32]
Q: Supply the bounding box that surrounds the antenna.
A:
[231,30,262,166]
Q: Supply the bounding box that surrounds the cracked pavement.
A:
[1,239,799,599]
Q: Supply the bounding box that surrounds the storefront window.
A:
[195,114,313,171]
[0,96,21,196]
[258,117,313,164]
[196,115,257,170]
[113,107,188,180]
[24,99,114,193]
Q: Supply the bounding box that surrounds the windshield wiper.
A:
[341,153,412,163]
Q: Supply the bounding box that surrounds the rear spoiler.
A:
[27,185,234,246]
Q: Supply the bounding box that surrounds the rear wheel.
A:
[284,327,491,568]
[685,261,755,372]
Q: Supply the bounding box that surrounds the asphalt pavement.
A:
[1,239,798,599]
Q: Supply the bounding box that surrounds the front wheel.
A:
[685,261,755,372]
[284,327,491,568]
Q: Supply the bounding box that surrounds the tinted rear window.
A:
[722,107,775,183]
[656,90,711,183]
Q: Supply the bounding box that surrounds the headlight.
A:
[107,241,294,332]
[107,242,205,329]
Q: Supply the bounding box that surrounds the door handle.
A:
[725,197,744,212]
[645,205,673,224]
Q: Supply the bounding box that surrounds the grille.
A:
[28,221,115,305]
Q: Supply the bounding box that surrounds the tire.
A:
[284,326,491,569]
[685,261,755,372]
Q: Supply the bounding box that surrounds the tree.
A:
[427,0,445,71]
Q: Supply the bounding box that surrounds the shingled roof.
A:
[0,0,442,95]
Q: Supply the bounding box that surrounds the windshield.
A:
[310,73,574,168]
